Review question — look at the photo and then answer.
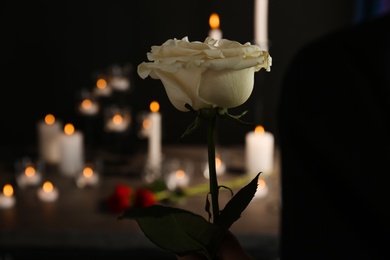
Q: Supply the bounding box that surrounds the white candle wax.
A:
[147,102,162,170]
[208,28,223,41]
[109,76,130,91]
[16,165,42,188]
[0,184,16,209]
[78,98,99,116]
[254,0,269,50]
[245,126,274,177]
[254,178,269,199]
[37,181,59,202]
[58,124,85,177]
[75,166,99,188]
[166,169,190,191]
[37,114,62,164]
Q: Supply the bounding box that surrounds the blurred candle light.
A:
[78,98,99,116]
[147,101,162,172]
[37,114,62,164]
[105,113,128,132]
[75,164,100,189]
[203,153,226,179]
[37,181,59,202]
[93,78,112,97]
[166,169,190,191]
[58,123,85,177]
[254,178,269,198]
[0,184,16,209]
[208,13,223,41]
[245,125,274,177]
[139,116,152,138]
[16,164,42,188]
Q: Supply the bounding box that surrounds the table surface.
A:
[0,144,280,255]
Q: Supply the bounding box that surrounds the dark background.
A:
[1,0,357,159]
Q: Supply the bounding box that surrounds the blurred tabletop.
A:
[0,145,280,259]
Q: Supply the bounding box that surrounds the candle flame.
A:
[83,166,93,178]
[209,13,220,29]
[81,99,93,109]
[64,123,75,135]
[254,125,265,135]
[3,184,14,197]
[150,101,160,112]
[43,181,53,193]
[96,78,107,89]
[257,178,266,190]
[112,114,123,125]
[25,166,36,177]
[176,169,186,179]
[45,114,55,125]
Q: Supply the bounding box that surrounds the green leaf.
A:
[218,173,260,230]
[119,205,224,259]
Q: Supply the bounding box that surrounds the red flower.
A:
[133,188,157,208]
[107,184,133,213]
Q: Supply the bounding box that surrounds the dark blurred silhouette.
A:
[278,12,390,259]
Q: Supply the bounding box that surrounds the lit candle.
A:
[37,114,62,164]
[75,165,99,188]
[16,164,42,188]
[0,184,16,209]
[254,0,269,50]
[139,115,152,138]
[37,181,59,202]
[166,169,190,191]
[203,153,226,179]
[105,112,130,132]
[93,78,112,97]
[78,98,99,116]
[58,123,85,176]
[245,125,274,177]
[147,101,162,171]
[208,13,223,41]
[254,178,269,198]
[109,76,130,91]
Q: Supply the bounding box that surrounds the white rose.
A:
[138,36,272,112]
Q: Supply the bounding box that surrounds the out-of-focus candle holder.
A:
[76,89,103,151]
[136,111,151,139]
[203,151,227,179]
[92,75,112,98]
[74,161,102,189]
[77,89,100,117]
[104,105,132,133]
[103,105,137,158]
[107,63,132,93]
[0,184,16,209]
[37,181,59,202]
[163,158,194,191]
[15,157,43,189]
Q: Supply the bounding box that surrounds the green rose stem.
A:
[207,112,220,224]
